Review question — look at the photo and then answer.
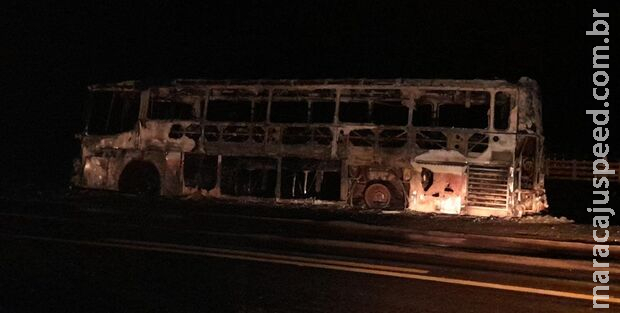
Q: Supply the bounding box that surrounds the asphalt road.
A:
[0,196,612,312]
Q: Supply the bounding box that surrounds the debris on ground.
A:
[515,215,574,224]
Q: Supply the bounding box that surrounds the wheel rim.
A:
[364,183,392,209]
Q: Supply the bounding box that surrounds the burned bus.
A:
[75,77,547,217]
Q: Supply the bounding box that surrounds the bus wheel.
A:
[364,183,392,209]
[118,161,161,196]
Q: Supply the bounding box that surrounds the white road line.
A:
[6,234,619,304]
[108,239,429,274]
[0,212,78,222]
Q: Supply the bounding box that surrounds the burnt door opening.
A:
[220,157,278,198]
[280,158,341,200]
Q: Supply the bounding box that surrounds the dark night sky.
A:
[1,1,618,188]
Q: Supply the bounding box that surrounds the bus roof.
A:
[89,77,536,91]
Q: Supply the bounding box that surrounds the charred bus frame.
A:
[75,77,547,217]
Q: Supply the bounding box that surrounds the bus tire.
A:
[363,182,392,209]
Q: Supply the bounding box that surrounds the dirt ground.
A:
[1,181,616,244]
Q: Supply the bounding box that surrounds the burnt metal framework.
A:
[75,77,547,217]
